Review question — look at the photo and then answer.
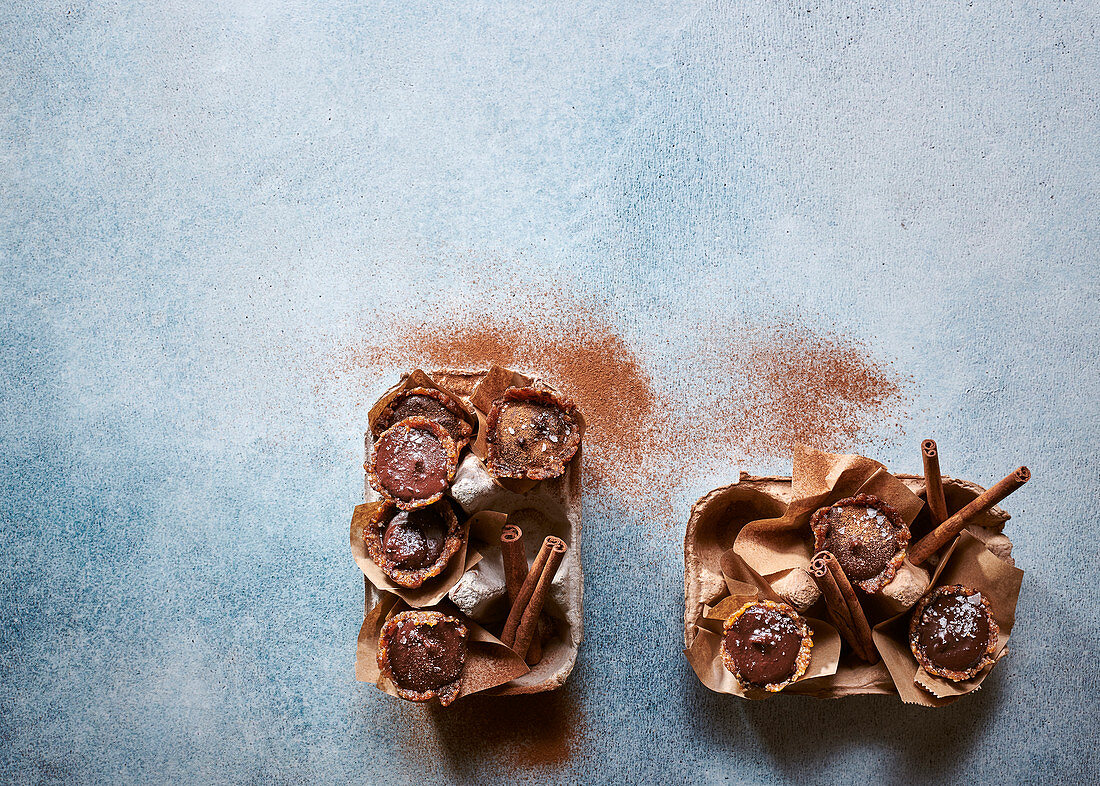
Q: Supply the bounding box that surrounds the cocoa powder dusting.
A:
[328,305,663,508]
[333,286,911,770]
[322,301,910,523]
[706,319,912,459]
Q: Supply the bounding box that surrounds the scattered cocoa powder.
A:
[331,279,912,769]
[429,689,589,770]
[331,305,660,503]
[702,318,912,460]
[320,298,910,528]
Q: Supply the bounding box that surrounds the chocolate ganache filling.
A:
[376,391,469,444]
[374,424,450,502]
[724,605,804,687]
[386,615,467,692]
[914,589,992,673]
[381,508,448,570]
[818,501,902,580]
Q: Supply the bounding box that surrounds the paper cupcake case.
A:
[353,367,583,699]
[684,446,1024,706]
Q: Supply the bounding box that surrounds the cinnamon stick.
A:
[501,536,555,647]
[922,439,949,527]
[810,551,876,662]
[527,620,543,665]
[909,466,1030,565]
[809,555,855,645]
[500,523,527,607]
[513,537,567,662]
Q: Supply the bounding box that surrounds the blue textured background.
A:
[3,2,1098,784]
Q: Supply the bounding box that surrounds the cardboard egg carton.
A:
[684,471,1014,700]
[361,368,582,696]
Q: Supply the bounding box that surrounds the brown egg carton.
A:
[361,368,582,696]
[684,472,1014,692]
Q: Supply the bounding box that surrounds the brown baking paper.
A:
[733,446,925,580]
[684,465,1023,702]
[465,509,509,543]
[367,368,478,444]
[873,530,1023,707]
[723,447,925,697]
[350,501,486,607]
[428,369,487,401]
[355,593,530,701]
[686,589,840,699]
[685,548,842,699]
[467,364,587,496]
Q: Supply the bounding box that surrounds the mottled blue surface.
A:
[2,2,1098,784]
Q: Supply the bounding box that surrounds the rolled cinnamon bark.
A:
[922,439,949,527]
[527,620,544,665]
[500,523,527,607]
[810,551,876,662]
[810,561,859,652]
[512,537,567,663]
[501,537,555,647]
[909,466,1030,565]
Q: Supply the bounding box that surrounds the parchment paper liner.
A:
[733,445,925,581]
[467,364,587,495]
[729,446,978,697]
[684,448,1021,701]
[356,594,530,702]
[351,501,493,607]
[367,368,478,448]
[685,548,842,698]
[873,530,1023,706]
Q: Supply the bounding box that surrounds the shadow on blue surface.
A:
[429,688,582,771]
[681,666,997,779]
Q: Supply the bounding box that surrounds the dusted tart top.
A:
[909,584,998,682]
[486,387,581,481]
[368,417,458,510]
[809,493,910,594]
[373,387,474,448]
[363,500,463,588]
[378,610,468,706]
[721,600,813,692]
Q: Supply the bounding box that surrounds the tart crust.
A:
[721,600,814,692]
[809,493,910,594]
[362,500,463,588]
[372,387,474,449]
[909,584,998,681]
[377,610,468,706]
[485,387,582,481]
[367,416,459,510]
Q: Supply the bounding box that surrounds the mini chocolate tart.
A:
[809,493,910,594]
[486,387,581,481]
[368,417,459,510]
[363,500,463,588]
[373,387,474,449]
[909,584,998,681]
[378,610,468,706]
[721,600,813,692]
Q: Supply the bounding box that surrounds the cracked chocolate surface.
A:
[721,600,813,692]
[363,499,464,588]
[369,417,457,509]
[378,611,468,705]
